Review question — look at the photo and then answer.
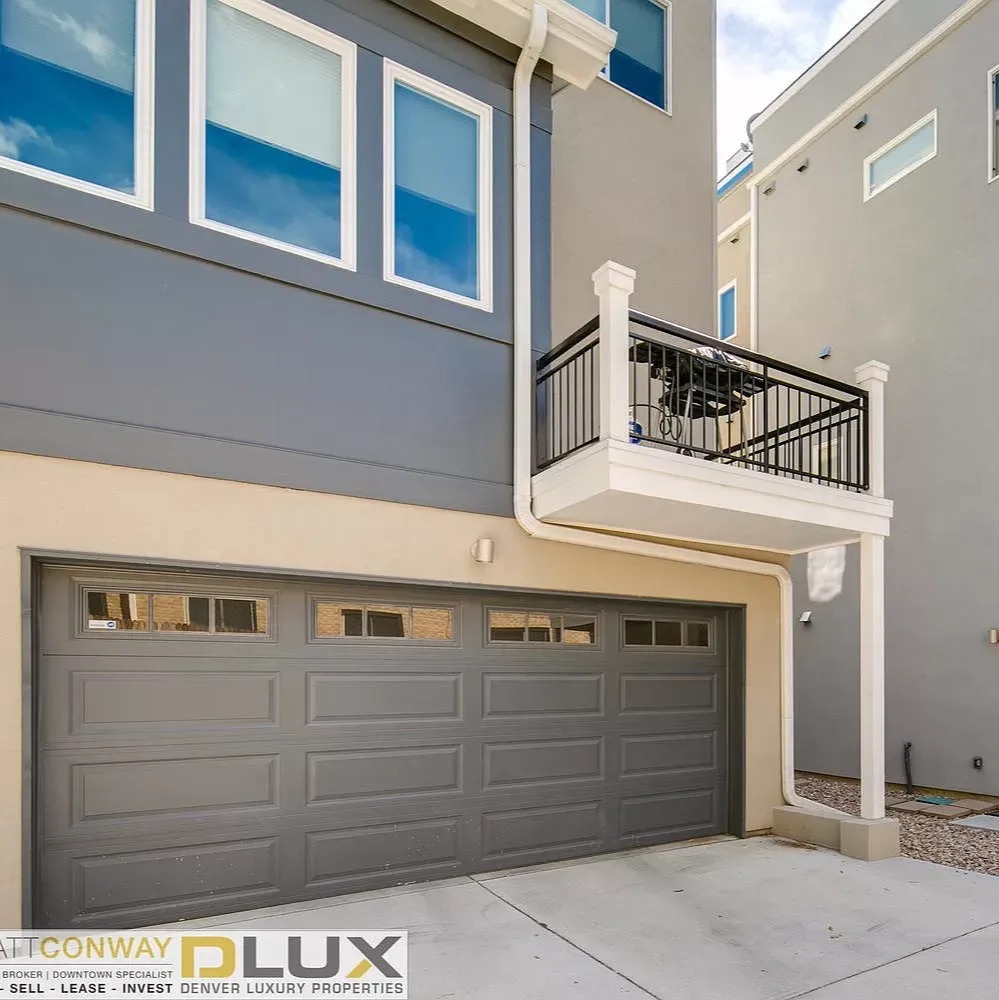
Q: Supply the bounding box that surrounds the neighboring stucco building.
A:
[0,0,893,931]
[716,145,753,349]
[747,0,997,793]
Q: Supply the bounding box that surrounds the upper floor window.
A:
[190,0,357,268]
[989,66,999,182]
[0,0,152,205]
[384,61,492,309]
[718,282,736,341]
[864,110,936,201]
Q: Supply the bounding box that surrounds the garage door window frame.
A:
[620,614,716,653]
[485,607,602,648]
[309,595,460,645]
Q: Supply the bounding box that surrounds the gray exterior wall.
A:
[550,0,716,342]
[754,0,999,792]
[0,0,553,517]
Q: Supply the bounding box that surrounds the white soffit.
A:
[428,0,616,88]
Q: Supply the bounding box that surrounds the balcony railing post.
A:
[854,361,890,497]
[593,260,636,444]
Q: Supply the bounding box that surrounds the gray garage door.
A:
[36,565,735,928]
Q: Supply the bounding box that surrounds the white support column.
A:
[593,261,636,444]
[859,531,886,820]
[855,360,890,821]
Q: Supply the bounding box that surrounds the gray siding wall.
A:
[0,0,554,517]
[755,0,999,792]
[550,0,716,341]
[752,0,966,164]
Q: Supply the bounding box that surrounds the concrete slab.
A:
[953,814,999,831]
[890,800,931,813]
[951,798,998,814]
[185,838,999,1000]
[920,804,972,819]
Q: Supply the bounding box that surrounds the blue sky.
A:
[717,0,881,174]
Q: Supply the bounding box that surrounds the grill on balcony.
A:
[536,311,870,493]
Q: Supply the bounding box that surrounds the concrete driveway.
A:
[192,837,999,999]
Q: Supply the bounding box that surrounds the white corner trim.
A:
[0,0,155,211]
[188,0,358,271]
[717,212,751,245]
[751,0,902,132]
[751,0,990,189]
[862,109,937,202]
[717,279,737,341]
[382,59,494,312]
[988,63,999,184]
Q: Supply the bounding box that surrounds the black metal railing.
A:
[535,310,870,492]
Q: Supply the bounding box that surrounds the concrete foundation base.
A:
[772,805,842,850]
[840,817,901,861]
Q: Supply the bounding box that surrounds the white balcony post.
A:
[855,361,889,498]
[855,360,889,820]
[593,261,636,444]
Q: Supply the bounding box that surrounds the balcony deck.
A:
[533,296,892,554]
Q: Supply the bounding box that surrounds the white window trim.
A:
[188,0,357,271]
[988,63,999,184]
[598,0,672,116]
[0,0,155,209]
[718,279,737,341]
[383,60,493,311]
[863,109,937,202]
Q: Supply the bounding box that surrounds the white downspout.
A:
[511,4,834,816]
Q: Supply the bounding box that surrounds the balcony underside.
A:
[532,440,893,555]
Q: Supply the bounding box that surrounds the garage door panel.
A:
[306,671,462,724]
[481,800,605,861]
[482,737,604,789]
[620,731,719,778]
[37,566,735,927]
[482,672,605,718]
[304,816,462,891]
[619,787,723,843]
[306,745,463,803]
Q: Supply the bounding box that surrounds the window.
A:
[190,0,356,267]
[313,601,456,642]
[84,589,271,635]
[718,282,737,341]
[384,61,492,309]
[575,0,670,110]
[623,617,712,649]
[487,610,598,645]
[864,110,936,201]
[989,66,999,182]
[0,0,152,205]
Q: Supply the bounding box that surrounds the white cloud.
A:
[15,0,119,66]
[717,0,881,174]
[0,119,55,159]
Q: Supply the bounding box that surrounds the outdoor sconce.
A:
[471,538,495,564]
[988,628,999,645]
[799,611,813,625]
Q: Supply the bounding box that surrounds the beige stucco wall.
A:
[550,0,716,342]
[0,451,783,926]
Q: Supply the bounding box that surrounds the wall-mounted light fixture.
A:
[799,610,813,625]
[989,628,999,645]
[471,538,495,564]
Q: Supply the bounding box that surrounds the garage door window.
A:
[623,616,712,650]
[83,589,270,636]
[487,610,598,645]
[313,601,456,642]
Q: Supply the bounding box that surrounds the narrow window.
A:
[0,0,151,203]
[385,62,492,309]
[488,610,597,645]
[864,111,936,200]
[718,282,737,341]
[990,67,999,181]
[192,0,355,266]
[607,0,669,111]
[314,601,456,642]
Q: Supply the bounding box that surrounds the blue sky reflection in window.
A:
[0,0,136,192]
[609,0,666,109]
[204,0,343,259]
[394,82,479,301]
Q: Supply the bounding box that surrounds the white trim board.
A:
[750,0,992,189]
[0,0,156,210]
